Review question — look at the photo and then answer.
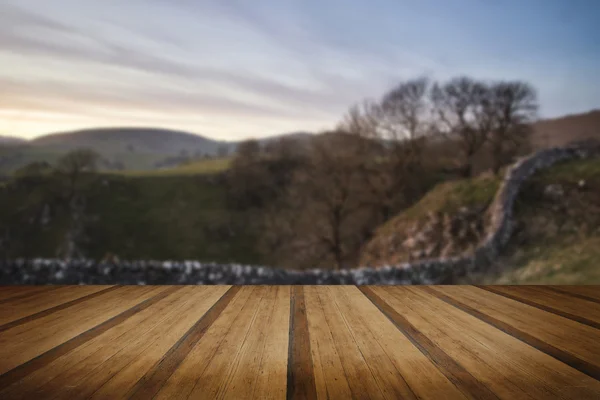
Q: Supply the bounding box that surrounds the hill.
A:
[0,128,315,174]
[1,128,235,173]
[0,172,261,263]
[361,155,600,284]
[0,136,26,145]
[31,127,234,155]
[531,109,600,148]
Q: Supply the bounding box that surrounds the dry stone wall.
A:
[1,142,598,285]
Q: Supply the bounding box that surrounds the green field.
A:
[0,171,261,263]
[116,157,232,177]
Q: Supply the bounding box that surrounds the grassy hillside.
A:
[0,145,64,174]
[478,157,600,284]
[0,127,237,173]
[31,127,235,155]
[360,175,501,266]
[532,109,600,148]
[117,157,232,177]
[0,172,262,264]
[0,129,314,174]
[362,156,600,283]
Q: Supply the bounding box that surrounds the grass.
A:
[366,156,600,282]
[377,175,501,236]
[82,174,260,263]
[484,236,600,284]
[481,157,600,284]
[0,172,261,263]
[116,157,231,177]
[0,144,225,174]
[0,145,64,174]
[534,157,600,183]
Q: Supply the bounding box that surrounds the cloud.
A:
[0,2,380,124]
[1,0,599,139]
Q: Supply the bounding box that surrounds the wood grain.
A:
[361,286,497,400]
[0,286,63,304]
[427,286,600,381]
[479,285,600,329]
[127,285,237,399]
[0,285,598,400]
[287,286,317,400]
[0,286,118,333]
[548,285,600,303]
[0,286,171,386]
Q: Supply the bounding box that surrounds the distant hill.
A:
[257,131,313,145]
[1,109,598,174]
[0,127,315,173]
[0,136,26,145]
[31,127,235,156]
[532,109,600,148]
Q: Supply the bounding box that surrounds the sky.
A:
[1,0,599,141]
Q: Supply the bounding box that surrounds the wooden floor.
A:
[0,286,599,399]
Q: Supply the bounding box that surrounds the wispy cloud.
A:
[0,0,599,139]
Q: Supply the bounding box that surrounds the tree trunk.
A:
[491,140,504,175]
[331,207,343,270]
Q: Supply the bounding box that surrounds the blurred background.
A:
[1,0,599,284]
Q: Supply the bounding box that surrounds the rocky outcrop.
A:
[1,142,598,285]
[362,206,488,266]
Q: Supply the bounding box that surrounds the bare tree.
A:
[261,132,372,270]
[337,99,381,139]
[488,81,538,174]
[233,139,261,163]
[55,149,100,198]
[380,77,432,141]
[432,76,494,177]
[337,79,435,222]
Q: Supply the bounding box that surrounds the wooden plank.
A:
[0,285,599,399]
[0,286,191,399]
[152,286,264,399]
[361,286,497,400]
[251,286,290,400]
[218,286,290,399]
[52,286,230,400]
[308,286,389,399]
[0,286,114,325]
[287,286,317,400]
[379,286,600,399]
[333,286,467,399]
[0,286,170,386]
[0,286,118,332]
[0,287,55,302]
[125,285,239,399]
[426,286,600,381]
[480,286,600,329]
[88,286,230,399]
[183,286,275,400]
[0,286,63,304]
[303,285,352,399]
[548,286,600,304]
